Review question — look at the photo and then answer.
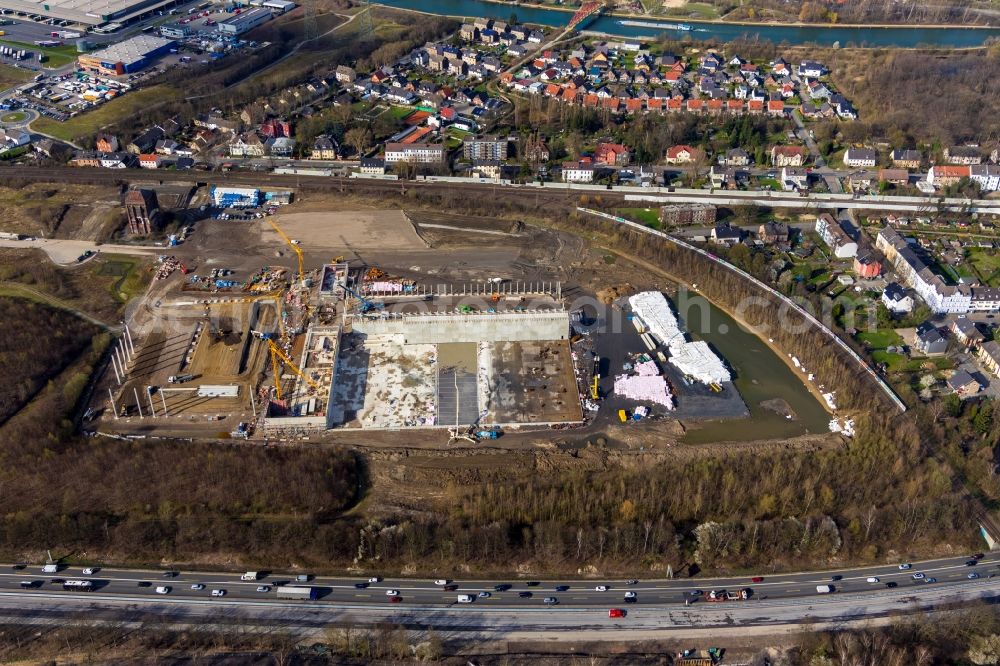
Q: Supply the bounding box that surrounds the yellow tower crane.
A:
[266,217,305,283]
[266,338,322,401]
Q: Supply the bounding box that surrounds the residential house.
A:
[359,157,386,175]
[229,132,265,158]
[882,283,914,313]
[524,135,550,163]
[720,148,750,166]
[978,340,1000,378]
[471,159,503,180]
[335,65,356,84]
[944,146,982,165]
[562,161,595,183]
[660,203,717,226]
[781,167,808,191]
[951,317,987,348]
[595,142,631,166]
[69,151,101,168]
[947,369,982,396]
[138,153,161,169]
[99,152,135,168]
[310,135,339,160]
[970,165,1000,192]
[758,221,789,245]
[815,213,857,258]
[844,147,878,168]
[665,144,696,165]
[771,145,806,167]
[891,149,922,169]
[266,136,295,157]
[384,142,445,163]
[798,60,826,77]
[464,135,508,161]
[853,250,882,278]
[711,224,742,245]
[928,165,970,188]
[127,127,164,154]
[96,134,118,153]
[878,168,909,185]
[916,325,948,355]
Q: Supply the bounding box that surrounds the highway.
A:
[4,552,999,636]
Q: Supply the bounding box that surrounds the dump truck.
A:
[276,585,318,600]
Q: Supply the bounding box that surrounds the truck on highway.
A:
[240,571,260,581]
[816,584,834,594]
[167,374,194,384]
[276,585,318,600]
[42,563,59,573]
[707,588,751,601]
[63,580,94,591]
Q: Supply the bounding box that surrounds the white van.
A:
[155,586,171,594]
[457,594,474,603]
[816,585,833,594]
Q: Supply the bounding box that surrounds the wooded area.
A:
[0,298,98,426]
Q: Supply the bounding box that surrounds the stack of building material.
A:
[613,374,674,409]
[628,291,731,385]
[667,340,730,384]
[628,291,684,347]
[634,360,660,376]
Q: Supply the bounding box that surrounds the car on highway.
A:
[830,575,843,581]
[866,577,880,583]
[925,578,937,583]
[898,563,912,570]
[386,589,400,596]
[191,584,205,591]
[625,579,638,585]
[494,584,511,592]
[155,586,170,594]
[211,589,226,597]
[256,586,271,593]
[136,581,151,587]
[478,591,491,598]
[518,591,532,598]
[19,580,40,589]
[609,608,626,618]
[389,595,402,603]
[751,576,764,583]
[966,560,979,566]
[434,579,450,586]
[555,585,569,592]
[457,594,474,603]
[162,571,178,578]
[443,584,458,591]
[885,581,898,588]
[368,577,381,583]
[912,573,925,580]
[526,581,541,587]
[82,568,97,575]
[354,582,368,589]
[972,553,985,560]
[969,573,980,580]
[11,564,25,570]
[688,590,703,597]
[543,597,558,605]
[595,585,608,592]
[296,574,311,582]
[624,591,637,600]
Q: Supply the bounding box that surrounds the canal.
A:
[375,0,1000,47]
[674,290,832,443]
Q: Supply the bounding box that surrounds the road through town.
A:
[4,553,999,638]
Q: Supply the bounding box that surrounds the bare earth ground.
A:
[268,209,428,253]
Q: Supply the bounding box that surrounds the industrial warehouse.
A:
[77,34,175,76]
[0,0,179,26]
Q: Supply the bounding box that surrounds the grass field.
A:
[0,63,32,91]
[0,39,76,68]
[31,84,181,142]
[967,248,1000,286]
[0,111,27,122]
[616,207,661,229]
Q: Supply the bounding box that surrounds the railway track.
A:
[3,165,616,205]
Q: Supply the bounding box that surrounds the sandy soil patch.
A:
[268,209,428,252]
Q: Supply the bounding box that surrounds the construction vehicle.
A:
[618,409,628,422]
[343,284,383,314]
[709,382,723,393]
[264,338,323,401]
[168,374,194,384]
[476,427,502,440]
[266,217,304,282]
[448,425,477,445]
[591,356,601,399]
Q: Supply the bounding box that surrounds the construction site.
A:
[93,197,757,443]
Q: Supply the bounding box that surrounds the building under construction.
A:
[258,265,584,436]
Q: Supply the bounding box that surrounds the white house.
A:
[970,164,1000,192]
[881,282,914,313]
[815,213,857,258]
[843,147,878,168]
[562,161,595,183]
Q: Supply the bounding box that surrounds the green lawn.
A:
[388,105,415,120]
[857,329,903,350]
[0,111,27,123]
[662,1,721,19]
[31,84,181,143]
[0,39,76,68]
[616,207,661,229]
[967,248,1000,287]
[0,63,32,92]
